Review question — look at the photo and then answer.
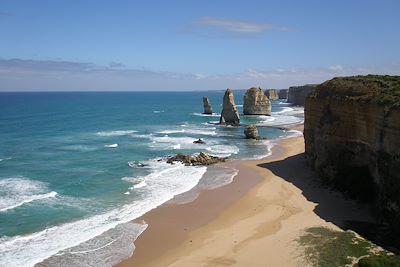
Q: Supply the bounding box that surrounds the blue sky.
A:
[0,0,399,91]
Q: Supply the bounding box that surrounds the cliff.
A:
[265,89,279,100]
[278,89,288,99]
[220,89,240,125]
[243,87,271,115]
[288,84,317,106]
[203,97,213,114]
[304,75,400,244]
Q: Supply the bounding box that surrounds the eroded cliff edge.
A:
[304,75,400,245]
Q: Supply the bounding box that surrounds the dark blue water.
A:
[0,91,303,266]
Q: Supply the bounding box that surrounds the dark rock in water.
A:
[265,89,279,100]
[128,161,147,168]
[167,152,225,166]
[304,75,400,248]
[278,89,288,99]
[244,125,260,140]
[203,97,213,114]
[219,89,240,126]
[287,84,317,106]
[193,138,205,144]
[243,87,271,115]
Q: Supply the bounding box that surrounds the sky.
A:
[0,0,399,91]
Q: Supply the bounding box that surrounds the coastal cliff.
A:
[304,75,400,243]
[278,89,288,99]
[243,87,271,115]
[288,84,317,106]
[220,89,240,125]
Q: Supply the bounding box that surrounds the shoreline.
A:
[116,124,376,266]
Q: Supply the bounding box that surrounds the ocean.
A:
[0,91,304,266]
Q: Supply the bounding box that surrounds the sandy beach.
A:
[116,132,374,267]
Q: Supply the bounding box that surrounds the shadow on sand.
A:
[257,153,399,253]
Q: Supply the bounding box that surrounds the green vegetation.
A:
[317,75,400,107]
[357,254,400,267]
[297,227,374,267]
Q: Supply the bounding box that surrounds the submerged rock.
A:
[244,125,260,140]
[167,152,226,166]
[193,138,205,144]
[265,89,279,100]
[219,89,240,125]
[203,97,213,114]
[243,87,271,115]
[278,89,288,99]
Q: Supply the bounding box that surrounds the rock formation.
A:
[265,89,279,100]
[244,125,260,139]
[288,84,317,106]
[304,75,400,244]
[220,89,240,125]
[167,152,226,166]
[278,89,288,99]
[243,87,271,115]
[203,97,213,114]
[193,138,205,144]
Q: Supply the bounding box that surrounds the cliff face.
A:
[304,75,400,241]
[278,89,288,99]
[243,87,271,115]
[220,89,240,125]
[203,97,213,114]
[265,89,279,100]
[288,84,317,106]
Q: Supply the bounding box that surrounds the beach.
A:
[116,130,374,267]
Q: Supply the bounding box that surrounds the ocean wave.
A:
[0,163,207,266]
[191,112,220,117]
[0,157,12,162]
[96,130,138,137]
[104,144,118,148]
[0,177,58,213]
[206,145,239,157]
[153,110,164,113]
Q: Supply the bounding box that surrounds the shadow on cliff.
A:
[257,153,399,253]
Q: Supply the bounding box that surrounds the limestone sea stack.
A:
[244,125,260,139]
[278,89,288,99]
[219,89,240,125]
[265,89,279,100]
[243,87,271,115]
[203,97,213,114]
[287,84,317,106]
[167,152,225,166]
[304,75,400,243]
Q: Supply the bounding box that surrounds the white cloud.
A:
[195,17,288,35]
[328,65,343,71]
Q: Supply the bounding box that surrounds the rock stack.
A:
[244,125,260,140]
[287,84,317,106]
[265,89,279,100]
[278,89,288,99]
[243,87,271,115]
[203,97,213,114]
[219,89,240,125]
[167,152,225,166]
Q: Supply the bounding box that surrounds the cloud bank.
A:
[0,58,399,91]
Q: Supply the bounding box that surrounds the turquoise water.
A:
[0,91,303,266]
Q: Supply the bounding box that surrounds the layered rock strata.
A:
[304,75,400,243]
[220,89,240,125]
[243,87,271,115]
[288,84,317,106]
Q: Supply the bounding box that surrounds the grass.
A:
[297,227,374,267]
[357,254,400,267]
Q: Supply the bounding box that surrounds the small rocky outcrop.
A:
[304,75,400,246]
[288,84,317,106]
[265,89,279,100]
[203,97,213,114]
[193,138,205,144]
[220,89,240,125]
[167,152,226,166]
[243,87,271,115]
[278,89,288,99]
[244,125,260,139]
